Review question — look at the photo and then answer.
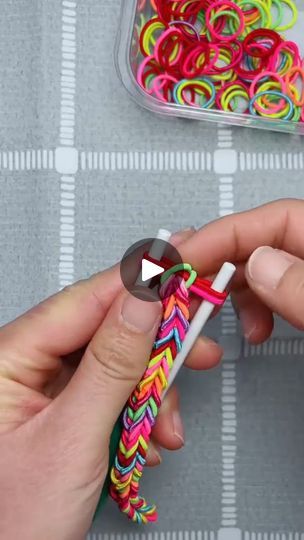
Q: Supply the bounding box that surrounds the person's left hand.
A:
[0,228,222,540]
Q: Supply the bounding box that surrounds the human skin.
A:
[1,198,304,539]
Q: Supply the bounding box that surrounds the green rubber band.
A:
[160,263,197,288]
[275,0,298,31]
[269,0,283,30]
[197,10,207,34]
[210,8,242,39]
[291,106,301,122]
[161,263,191,284]
[235,0,270,33]
[186,269,197,287]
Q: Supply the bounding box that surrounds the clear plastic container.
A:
[115,0,304,135]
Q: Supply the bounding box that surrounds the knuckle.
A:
[87,326,145,384]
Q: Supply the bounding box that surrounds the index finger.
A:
[179,198,304,275]
[0,229,195,357]
[0,264,122,356]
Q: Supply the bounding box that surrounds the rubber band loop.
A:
[205,0,245,42]
[173,78,216,108]
[190,283,225,304]
[217,81,250,112]
[237,0,272,33]
[169,19,201,41]
[275,0,298,31]
[160,263,197,288]
[285,66,304,107]
[249,89,294,119]
[254,80,288,112]
[181,43,213,78]
[243,29,281,58]
[151,73,179,101]
[250,70,286,98]
[140,17,166,56]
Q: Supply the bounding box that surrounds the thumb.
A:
[49,290,162,444]
[246,246,304,330]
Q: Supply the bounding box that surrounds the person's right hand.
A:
[180,198,304,342]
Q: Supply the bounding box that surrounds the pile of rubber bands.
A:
[132,0,304,122]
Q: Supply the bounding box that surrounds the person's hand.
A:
[0,229,222,540]
[180,198,304,342]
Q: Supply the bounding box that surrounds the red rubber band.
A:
[181,43,212,78]
[243,29,282,59]
[205,0,245,42]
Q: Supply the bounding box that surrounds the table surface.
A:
[0,1,304,539]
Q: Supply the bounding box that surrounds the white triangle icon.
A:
[141,258,164,282]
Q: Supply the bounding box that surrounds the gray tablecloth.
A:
[0,2,304,539]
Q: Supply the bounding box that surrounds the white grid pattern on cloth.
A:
[1,149,303,173]
[86,531,304,540]
[216,127,239,534]
[58,0,77,289]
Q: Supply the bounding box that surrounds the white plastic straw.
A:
[135,228,171,287]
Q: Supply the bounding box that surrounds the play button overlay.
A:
[141,258,164,282]
[120,237,183,302]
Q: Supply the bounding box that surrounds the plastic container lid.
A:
[115,0,304,135]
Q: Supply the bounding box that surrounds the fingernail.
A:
[171,227,196,245]
[172,411,185,446]
[248,246,293,290]
[146,443,162,466]
[173,227,195,235]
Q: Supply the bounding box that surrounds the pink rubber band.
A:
[250,70,287,98]
[205,0,245,42]
[137,55,158,94]
[152,74,178,101]
[268,41,301,72]
[154,27,185,68]
[190,284,224,304]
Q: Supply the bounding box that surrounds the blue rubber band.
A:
[173,78,216,109]
[249,90,294,121]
